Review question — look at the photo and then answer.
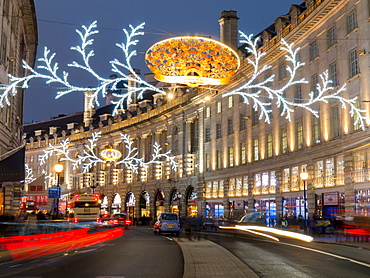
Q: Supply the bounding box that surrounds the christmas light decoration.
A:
[39,132,178,173]
[223,33,367,130]
[0,22,366,129]
[0,21,165,114]
[23,163,36,184]
[145,36,240,87]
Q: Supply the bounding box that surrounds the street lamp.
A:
[300,171,308,234]
[54,162,64,219]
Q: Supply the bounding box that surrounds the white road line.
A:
[278,241,370,268]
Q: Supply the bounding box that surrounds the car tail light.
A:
[178,223,181,227]
[96,217,101,223]
[113,219,118,224]
[74,217,78,223]
[159,222,163,227]
[125,219,131,225]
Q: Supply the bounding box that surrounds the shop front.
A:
[154,189,165,217]
[170,189,182,215]
[125,192,135,220]
[100,195,109,214]
[139,191,151,217]
[355,189,370,216]
[254,198,276,227]
[229,198,248,220]
[282,196,305,218]
[186,187,197,217]
[111,193,121,214]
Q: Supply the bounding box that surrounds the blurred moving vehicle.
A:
[154,212,180,236]
[70,193,101,223]
[238,212,267,226]
[98,213,131,229]
[110,213,131,229]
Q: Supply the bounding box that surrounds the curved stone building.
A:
[24,0,370,222]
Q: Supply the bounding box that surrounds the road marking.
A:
[279,241,370,268]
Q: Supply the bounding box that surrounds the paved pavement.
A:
[174,229,370,278]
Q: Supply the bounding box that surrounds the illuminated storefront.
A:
[140,191,151,217]
[125,192,135,219]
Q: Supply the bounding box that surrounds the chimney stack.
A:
[219,10,239,51]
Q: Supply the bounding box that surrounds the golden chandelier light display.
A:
[145,36,240,87]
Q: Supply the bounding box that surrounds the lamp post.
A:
[300,171,308,234]
[54,162,64,219]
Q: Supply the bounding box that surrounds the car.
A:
[109,213,132,229]
[154,212,180,236]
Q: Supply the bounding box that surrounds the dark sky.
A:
[24,0,298,123]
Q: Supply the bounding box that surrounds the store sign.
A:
[101,148,122,162]
[323,192,338,205]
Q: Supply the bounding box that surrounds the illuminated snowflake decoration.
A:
[23,163,36,184]
[39,131,178,173]
[0,21,165,114]
[224,33,367,130]
[0,22,366,130]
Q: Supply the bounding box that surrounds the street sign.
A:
[48,187,61,198]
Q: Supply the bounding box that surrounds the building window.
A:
[267,134,273,158]
[216,123,222,139]
[281,168,290,192]
[295,84,302,103]
[228,96,233,108]
[313,116,321,144]
[205,127,211,142]
[296,122,303,149]
[205,153,210,170]
[336,155,345,185]
[228,147,234,167]
[216,101,222,113]
[349,49,359,78]
[253,138,259,161]
[205,106,211,118]
[252,108,259,126]
[217,150,222,170]
[279,64,286,81]
[240,114,246,131]
[240,143,246,164]
[312,74,319,98]
[327,27,336,48]
[331,106,340,138]
[325,158,335,187]
[314,160,324,188]
[254,174,262,195]
[353,98,361,131]
[281,128,288,154]
[310,41,318,61]
[329,62,338,87]
[354,151,366,182]
[227,119,234,135]
[347,11,357,33]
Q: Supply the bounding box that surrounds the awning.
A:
[0,145,25,182]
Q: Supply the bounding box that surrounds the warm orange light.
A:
[145,36,240,87]
[101,148,122,162]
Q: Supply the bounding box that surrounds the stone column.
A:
[344,152,355,216]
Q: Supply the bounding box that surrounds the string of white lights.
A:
[39,131,177,174]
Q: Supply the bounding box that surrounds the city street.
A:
[0,228,183,278]
[0,227,369,278]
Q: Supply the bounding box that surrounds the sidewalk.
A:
[175,237,258,278]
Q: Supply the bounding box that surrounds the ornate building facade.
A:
[24,0,370,222]
[0,0,37,215]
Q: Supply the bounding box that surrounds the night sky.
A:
[24,0,298,123]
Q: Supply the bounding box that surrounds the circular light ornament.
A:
[145,36,240,87]
[101,148,122,162]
